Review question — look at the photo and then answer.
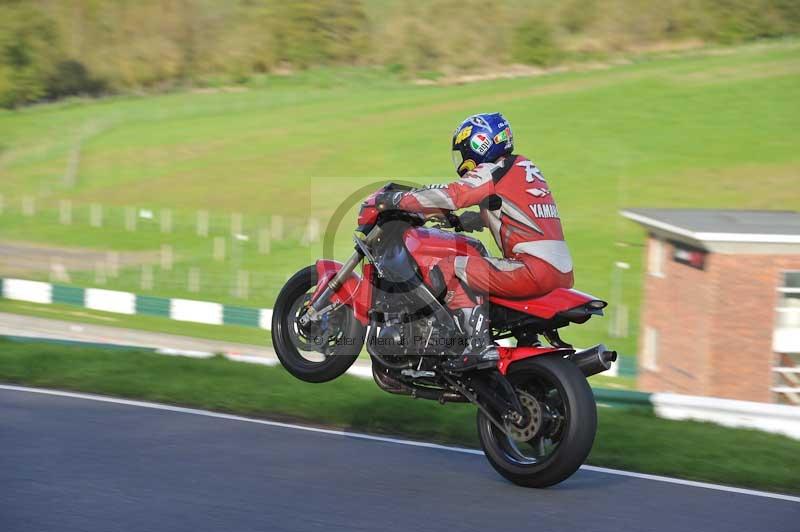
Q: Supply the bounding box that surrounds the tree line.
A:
[1,0,798,108]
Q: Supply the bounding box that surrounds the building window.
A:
[776,272,800,326]
[642,327,659,371]
[774,271,800,349]
[773,272,800,404]
[648,237,665,277]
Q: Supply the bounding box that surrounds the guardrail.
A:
[592,389,800,441]
[594,388,653,408]
[652,393,800,440]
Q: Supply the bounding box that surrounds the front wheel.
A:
[477,355,597,488]
[271,265,365,383]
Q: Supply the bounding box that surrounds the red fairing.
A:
[496,346,574,375]
[489,288,598,320]
[403,227,486,284]
[312,260,372,326]
[313,259,360,304]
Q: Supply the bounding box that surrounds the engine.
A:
[366,239,465,370]
[366,310,462,365]
[367,313,430,358]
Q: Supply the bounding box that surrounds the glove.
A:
[459,211,484,232]
[375,191,404,211]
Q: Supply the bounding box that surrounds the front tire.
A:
[477,355,597,488]
[271,265,365,383]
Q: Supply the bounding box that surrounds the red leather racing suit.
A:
[397,154,574,309]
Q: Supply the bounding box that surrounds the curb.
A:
[1,277,272,330]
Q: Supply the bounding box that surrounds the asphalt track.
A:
[1,386,798,532]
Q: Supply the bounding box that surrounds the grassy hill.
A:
[1,39,799,355]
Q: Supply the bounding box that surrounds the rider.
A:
[376,112,574,372]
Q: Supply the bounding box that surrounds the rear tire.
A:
[477,355,597,488]
[271,266,365,383]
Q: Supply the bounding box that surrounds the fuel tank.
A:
[403,227,488,282]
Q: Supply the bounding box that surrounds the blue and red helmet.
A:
[451,112,514,176]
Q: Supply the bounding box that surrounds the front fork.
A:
[299,226,382,325]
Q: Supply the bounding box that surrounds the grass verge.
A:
[0,299,637,389]
[0,338,796,494]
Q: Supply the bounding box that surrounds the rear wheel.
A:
[271,266,365,383]
[477,355,597,488]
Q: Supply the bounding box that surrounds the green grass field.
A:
[2,39,799,356]
[1,337,797,494]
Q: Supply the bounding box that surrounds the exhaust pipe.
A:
[372,366,467,403]
[570,344,617,377]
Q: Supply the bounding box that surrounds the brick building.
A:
[621,209,800,404]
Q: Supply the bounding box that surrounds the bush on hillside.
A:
[560,0,598,35]
[45,60,106,100]
[377,0,511,75]
[2,0,800,106]
[261,0,370,69]
[702,0,795,43]
[0,4,60,108]
[512,19,562,67]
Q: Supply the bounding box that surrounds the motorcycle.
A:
[272,183,616,488]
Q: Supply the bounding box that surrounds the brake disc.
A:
[292,295,341,354]
[507,390,543,443]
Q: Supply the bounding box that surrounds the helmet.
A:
[451,112,514,176]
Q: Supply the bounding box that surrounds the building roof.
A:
[620,208,800,246]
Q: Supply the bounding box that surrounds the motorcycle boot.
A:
[443,304,499,373]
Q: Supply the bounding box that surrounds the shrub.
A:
[703,0,789,44]
[269,0,370,68]
[0,3,61,108]
[511,18,562,67]
[45,60,106,100]
[3,0,800,107]
[560,0,598,34]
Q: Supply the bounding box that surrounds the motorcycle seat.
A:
[489,288,605,320]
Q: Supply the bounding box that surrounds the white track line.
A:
[2,384,798,504]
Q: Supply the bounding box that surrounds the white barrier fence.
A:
[0,277,272,330]
[652,393,800,440]
[4,279,52,304]
[85,288,136,315]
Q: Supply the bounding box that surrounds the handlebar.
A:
[444,212,465,231]
[425,210,484,233]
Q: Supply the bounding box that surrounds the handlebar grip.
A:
[458,211,485,232]
[445,212,464,232]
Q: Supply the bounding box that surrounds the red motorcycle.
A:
[272,183,616,488]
